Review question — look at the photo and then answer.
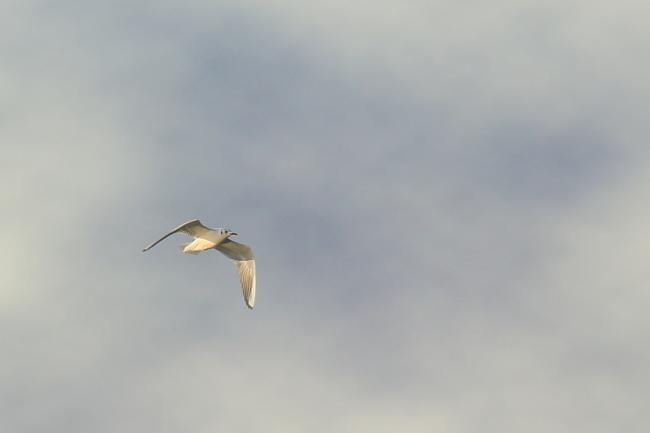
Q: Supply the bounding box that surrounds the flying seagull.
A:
[142,219,256,309]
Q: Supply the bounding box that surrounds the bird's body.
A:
[142,219,256,309]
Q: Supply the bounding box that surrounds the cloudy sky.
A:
[2,1,649,432]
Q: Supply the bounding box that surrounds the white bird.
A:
[142,219,256,309]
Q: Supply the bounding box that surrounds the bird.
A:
[142,219,256,309]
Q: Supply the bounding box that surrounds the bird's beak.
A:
[230,232,238,236]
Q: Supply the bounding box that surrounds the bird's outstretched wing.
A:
[142,219,212,252]
[215,239,256,309]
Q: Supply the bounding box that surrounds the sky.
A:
[1,1,649,432]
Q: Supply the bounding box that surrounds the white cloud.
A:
[1,1,648,432]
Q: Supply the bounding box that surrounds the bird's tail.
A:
[178,243,201,255]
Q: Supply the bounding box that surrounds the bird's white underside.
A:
[182,237,218,253]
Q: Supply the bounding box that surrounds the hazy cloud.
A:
[1,1,648,432]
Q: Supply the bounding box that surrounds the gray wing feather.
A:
[214,239,255,260]
[142,219,211,252]
[236,260,256,309]
[215,239,256,309]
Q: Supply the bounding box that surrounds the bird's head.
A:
[223,228,238,237]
